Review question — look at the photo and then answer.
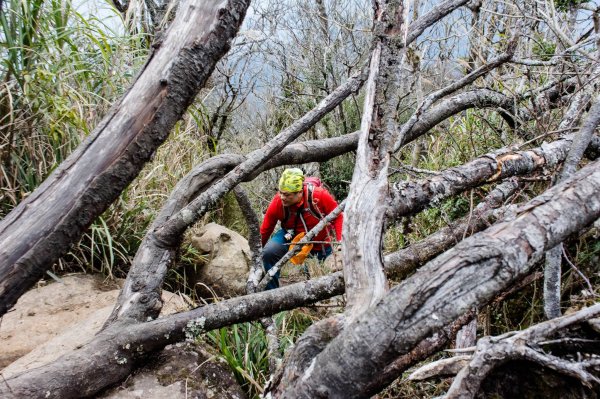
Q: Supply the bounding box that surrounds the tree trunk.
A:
[343,0,406,317]
[271,155,600,398]
[0,0,251,316]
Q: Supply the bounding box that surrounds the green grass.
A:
[202,309,318,398]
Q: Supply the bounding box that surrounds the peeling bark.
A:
[342,0,405,318]
[387,134,600,220]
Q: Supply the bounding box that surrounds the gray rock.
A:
[99,343,246,399]
[190,223,251,298]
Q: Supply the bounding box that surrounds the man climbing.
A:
[260,168,343,290]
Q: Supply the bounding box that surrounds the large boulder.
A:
[189,223,251,298]
[0,274,120,369]
[0,274,189,374]
[0,274,247,399]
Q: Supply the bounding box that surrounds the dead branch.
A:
[387,134,600,221]
[384,179,520,279]
[445,303,600,399]
[270,154,600,398]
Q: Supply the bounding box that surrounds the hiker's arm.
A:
[332,210,343,241]
[260,194,282,246]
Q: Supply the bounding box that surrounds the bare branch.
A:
[276,154,600,398]
[387,134,600,221]
[445,303,600,398]
[385,179,520,279]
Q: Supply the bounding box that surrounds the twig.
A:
[561,246,598,297]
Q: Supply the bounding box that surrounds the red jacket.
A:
[260,186,343,250]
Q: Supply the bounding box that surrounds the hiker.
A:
[260,168,343,290]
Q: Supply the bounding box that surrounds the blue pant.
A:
[263,229,332,290]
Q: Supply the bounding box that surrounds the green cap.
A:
[278,168,304,192]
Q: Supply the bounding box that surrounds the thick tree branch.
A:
[384,179,520,279]
[0,0,252,316]
[387,134,600,220]
[275,154,600,398]
[545,93,600,319]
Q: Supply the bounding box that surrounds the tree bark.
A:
[387,134,600,220]
[0,0,251,316]
[342,0,406,317]
[273,155,600,398]
[384,180,520,279]
[544,88,600,320]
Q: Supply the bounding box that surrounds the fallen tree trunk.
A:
[0,273,345,398]
[269,153,600,398]
[384,179,520,279]
[0,0,252,316]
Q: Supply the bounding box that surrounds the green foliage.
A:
[532,38,557,61]
[206,323,269,398]
[0,0,153,275]
[204,310,316,398]
[1,0,148,216]
[321,152,355,200]
[61,216,131,278]
[555,0,589,12]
